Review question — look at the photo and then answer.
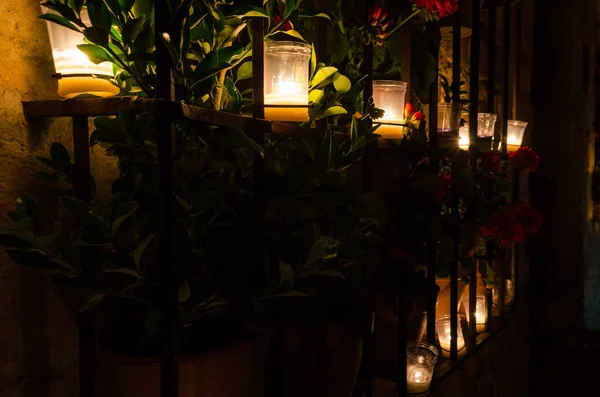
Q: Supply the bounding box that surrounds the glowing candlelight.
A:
[43,7,119,98]
[459,125,469,149]
[264,41,311,122]
[436,315,466,359]
[406,342,438,395]
[372,80,407,139]
[506,120,528,152]
[464,296,488,333]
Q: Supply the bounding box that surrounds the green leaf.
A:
[50,142,71,168]
[236,61,252,81]
[132,234,154,267]
[42,3,82,26]
[284,0,295,18]
[313,269,345,278]
[79,292,106,312]
[278,261,295,287]
[38,14,80,32]
[0,231,35,249]
[214,127,264,156]
[333,72,351,94]
[308,89,325,105]
[76,44,114,64]
[178,279,191,302]
[6,248,77,275]
[111,202,139,235]
[307,236,339,265]
[277,29,305,41]
[15,195,42,230]
[310,66,338,88]
[230,5,269,18]
[103,268,142,278]
[316,106,347,119]
[84,27,109,46]
[299,12,330,19]
[103,0,121,18]
[310,44,317,78]
[122,17,145,46]
[60,197,109,235]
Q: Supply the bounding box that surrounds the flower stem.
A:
[386,9,421,38]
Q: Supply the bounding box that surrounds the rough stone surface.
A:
[0,2,117,396]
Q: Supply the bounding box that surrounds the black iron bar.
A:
[488,1,496,115]
[469,0,481,146]
[72,115,94,397]
[426,30,439,351]
[501,0,510,154]
[155,1,178,396]
[360,38,375,397]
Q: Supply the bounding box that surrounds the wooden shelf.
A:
[22,97,417,150]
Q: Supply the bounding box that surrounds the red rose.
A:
[272,15,292,31]
[413,111,425,122]
[412,0,437,13]
[404,102,415,118]
[435,0,458,17]
[507,146,540,172]
[514,202,542,235]
[478,151,503,174]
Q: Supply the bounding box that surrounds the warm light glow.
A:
[264,41,311,122]
[506,120,528,151]
[436,315,466,358]
[44,7,118,98]
[465,296,488,333]
[459,125,469,149]
[406,341,438,395]
[372,80,407,139]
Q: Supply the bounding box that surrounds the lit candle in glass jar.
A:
[464,295,488,333]
[406,341,438,395]
[506,120,528,152]
[264,41,311,122]
[459,125,469,149]
[372,80,407,139]
[436,315,466,359]
[42,7,119,98]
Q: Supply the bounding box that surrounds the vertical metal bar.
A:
[360,37,375,397]
[315,0,328,138]
[73,116,94,397]
[155,1,177,397]
[501,0,511,153]
[487,1,496,115]
[469,0,480,146]
[252,20,265,120]
[449,1,462,362]
[468,262,477,345]
[426,32,439,350]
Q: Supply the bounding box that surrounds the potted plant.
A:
[0,111,267,397]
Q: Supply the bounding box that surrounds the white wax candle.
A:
[264,90,309,122]
[376,110,405,139]
[407,367,432,395]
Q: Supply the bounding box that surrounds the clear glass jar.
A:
[438,103,461,134]
[459,125,470,148]
[264,41,311,122]
[436,314,465,358]
[506,120,528,150]
[43,6,119,98]
[406,341,438,395]
[464,295,488,333]
[477,113,498,138]
[372,80,408,139]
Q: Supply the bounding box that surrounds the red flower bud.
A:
[369,5,383,20]
[413,111,424,122]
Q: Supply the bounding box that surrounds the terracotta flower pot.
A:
[283,322,362,397]
[97,339,262,397]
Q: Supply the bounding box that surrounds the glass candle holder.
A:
[43,7,119,98]
[464,295,488,333]
[493,278,514,307]
[506,120,528,151]
[406,341,439,396]
[372,80,408,139]
[264,41,311,122]
[436,314,465,359]
[477,113,497,138]
[437,103,461,134]
[459,125,469,149]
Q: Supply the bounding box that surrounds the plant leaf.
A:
[132,234,154,267]
[236,61,252,81]
[84,27,109,46]
[38,14,80,32]
[178,279,191,302]
[310,66,338,88]
[308,89,325,105]
[122,17,145,46]
[316,106,347,119]
[333,72,351,94]
[284,0,295,18]
[77,44,114,64]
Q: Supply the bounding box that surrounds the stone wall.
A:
[0,1,116,396]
